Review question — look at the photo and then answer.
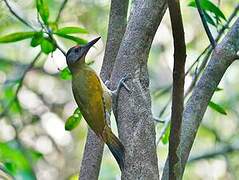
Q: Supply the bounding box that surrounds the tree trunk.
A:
[110,0,167,179]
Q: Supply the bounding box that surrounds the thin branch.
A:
[55,0,69,23]
[153,117,166,123]
[0,52,41,118]
[185,4,239,77]
[157,116,170,145]
[162,17,239,180]
[156,5,239,153]
[100,0,129,81]
[37,13,66,56]
[195,0,216,48]
[167,0,187,178]
[184,4,239,97]
[3,0,35,30]
[188,143,239,163]
[48,33,66,56]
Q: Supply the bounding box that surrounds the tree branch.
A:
[55,0,69,23]
[110,0,167,178]
[188,143,239,163]
[167,0,186,178]
[100,0,129,82]
[185,4,239,97]
[162,17,239,180]
[3,0,35,30]
[79,0,129,179]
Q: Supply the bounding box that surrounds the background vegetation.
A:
[0,0,238,179]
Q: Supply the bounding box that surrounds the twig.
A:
[188,143,239,162]
[153,117,165,123]
[37,13,66,56]
[48,32,66,56]
[3,0,36,30]
[185,46,209,76]
[155,5,239,152]
[195,0,216,48]
[185,4,239,97]
[0,52,41,118]
[55,0,69,23]
[156,116,170,145]
[185,4,239,77]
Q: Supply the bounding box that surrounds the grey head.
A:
[66,37,101,66]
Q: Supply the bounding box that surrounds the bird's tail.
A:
[103,126,125,170]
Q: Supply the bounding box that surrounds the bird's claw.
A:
[104,80,111,89]
[118,74,132,92]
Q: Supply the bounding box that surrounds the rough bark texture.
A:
[101,0,129,81]
[162,17,239,180]
[79,129,104,180]
[167,0,186,179]
[110,0,167,179]
[79,0,128,179]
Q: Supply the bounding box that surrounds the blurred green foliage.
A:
[0,0,238,179]
[0,140,42,179]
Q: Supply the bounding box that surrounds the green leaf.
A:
[162,125,170,144]
[208,101,227,115]
[4,85,15,100]
[215,87,223,92]
[40,38,56,54]
[0,32,36,43]
[55,33,88,45]
[3,161,17,174]
[59,67,72,80]
[204,11,216,27]
[65,108,82,131]
[188,0,226,21]
[73,108,81,115]
[30,32,43,47]
[0,141,36,179]
[11,98,22,114]
[55,27,88,34]
[36,0,49,24]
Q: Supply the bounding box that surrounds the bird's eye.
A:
[75,48,79,53]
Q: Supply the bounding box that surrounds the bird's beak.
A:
[80,37,101,55]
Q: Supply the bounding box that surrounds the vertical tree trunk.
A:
[79,0,128,179]
[110,0,167,179]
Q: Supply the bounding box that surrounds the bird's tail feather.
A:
[103,126,125,171]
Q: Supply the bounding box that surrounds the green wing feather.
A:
[72,67,106,135]
[71,65,125,170]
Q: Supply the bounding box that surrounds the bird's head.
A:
[66,37,100,66]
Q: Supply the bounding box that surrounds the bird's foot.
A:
[112,74,131,96]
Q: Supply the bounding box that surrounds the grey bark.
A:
[79,0,128,179]
[79,130,104,180]
[110,0,167,179]
[162,17,239,180]
[101,0,129,81]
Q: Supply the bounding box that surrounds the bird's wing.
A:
[72,69,106,135]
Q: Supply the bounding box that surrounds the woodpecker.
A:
[66,37,128,170]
